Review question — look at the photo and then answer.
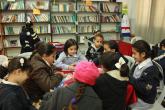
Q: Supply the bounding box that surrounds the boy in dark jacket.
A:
[86,34,104,66]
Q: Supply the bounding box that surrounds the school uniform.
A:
[86,44,104,66]
[94,70,128,110]
[55,52,87,70]
[39,82,102,110]
[130,58,160,110]
[0,80,36,110]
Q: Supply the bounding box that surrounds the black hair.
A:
[93,33,104,41]
[30,41,56,59]
[132,40,151,59]
[26,21,33,28]
[160,39,165,50]
[104,40,119,52]
[100,52,129,77]
[8,57,32,74]
[64,39,78,55]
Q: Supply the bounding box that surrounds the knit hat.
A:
[73,61,100,86]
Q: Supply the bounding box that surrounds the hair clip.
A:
[20,58,24,67]
[115,57,126,69]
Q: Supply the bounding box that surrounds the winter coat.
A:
[40,82,102,110]
[94,70,128,110]
[23,54,63,101]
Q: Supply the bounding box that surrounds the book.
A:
[78,15,98,22]
[26,1,49,10]
[101,14,121,22]
[78,25,99,33]
[51,14,76,23]
[27,13,50,22]
[52,25,76,34]
[2,13,25,22]
[33,25,51,34]
[52,3,75,12]
[100,3,121,12]
[1,1,24,10]
[4,26,22,35]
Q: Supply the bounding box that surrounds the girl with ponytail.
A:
[40,61,102,110]
[94,52,129,110]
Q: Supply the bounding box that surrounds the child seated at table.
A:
[40,61,102,110]
[86,34,104,66]
[55,39,86,70]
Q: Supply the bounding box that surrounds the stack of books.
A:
[52,25,76,34]
[52,3,75,12]
[0,1,24,10]
[78,15,98,22]
[78,3,98,12]
[100,3,120,12]
[26,1,49,10]
[2,13,25,22]
[51,15,76,23]
[4,26,22,35]
[101,14,121,22]
[27,13,50,22]
[33,25,51,34]
[78,25,99,33]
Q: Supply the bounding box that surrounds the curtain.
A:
[135,0,165,44]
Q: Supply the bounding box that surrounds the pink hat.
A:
[73,61,100,86]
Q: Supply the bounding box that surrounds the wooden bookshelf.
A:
[0,0,122,57]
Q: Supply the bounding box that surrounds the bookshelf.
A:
[0,0,122,57]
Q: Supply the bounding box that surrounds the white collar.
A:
[91,44,100,50]
[42,58,51,67]
[1,79,19,86]
[137,58,152,69]
[107,70,129,81]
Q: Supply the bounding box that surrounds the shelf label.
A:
[86,0,92,6]
[33,9,41,15]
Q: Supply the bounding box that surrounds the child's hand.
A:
[68,65,75,70]
[55,71,65,77]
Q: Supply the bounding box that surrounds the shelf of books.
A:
[0,0,122,57]
[100,1,122,41]
[0,0,25,57]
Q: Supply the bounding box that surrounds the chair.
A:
[149,60,164,110]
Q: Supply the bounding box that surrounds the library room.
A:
[0,0,164,110]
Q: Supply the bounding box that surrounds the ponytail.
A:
[120,63,129,77]
[63,83,86,110]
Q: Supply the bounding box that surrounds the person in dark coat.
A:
[39,61,102,110]
[86,34,104,66]
[23,42,64,102]
[0,55,8,79]
[20,20,40,53]
[130,40,160,110]
[0,57,36,110]
[94,52,129,110]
